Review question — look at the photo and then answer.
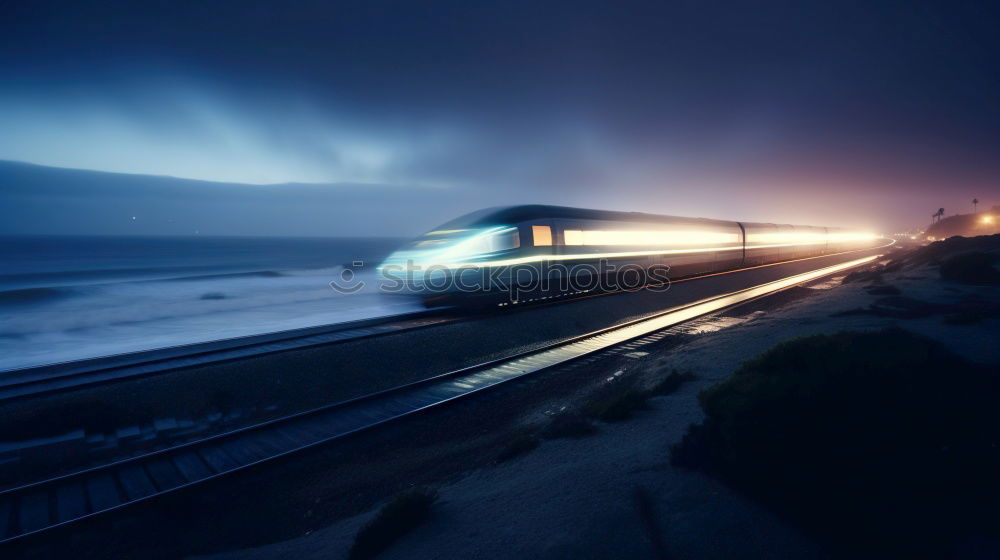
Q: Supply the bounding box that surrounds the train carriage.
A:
[377,205,882,308]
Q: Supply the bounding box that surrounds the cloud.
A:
[2,0,999,234]
[0,79,671,197]
[0,83,427,185]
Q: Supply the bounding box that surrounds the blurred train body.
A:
[377,205,883,308]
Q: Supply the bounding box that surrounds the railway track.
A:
[0,310,461,402]
[0,243,892,404]
[0,254,877,545]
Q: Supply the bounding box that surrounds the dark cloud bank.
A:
[2,1,999,235]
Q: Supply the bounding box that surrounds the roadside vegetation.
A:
[540,412,598,439]
[843,233,1000,285]
[349,488,438,560]
[495,432,540,463]
[942,309,993,325]
[671,328,1000,554]
[939,251,1000,285]
[585,370,695,423]
[862,284,901,295]
[496,368,696,463]
[586,387,650,422]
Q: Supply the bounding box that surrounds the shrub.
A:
[841,266,883,284]
[541,413,597,439]
[647,370,696,396]
[671,328,1000,553]
[863,284,901,296]
[495,433,540,463]
[585,370,695,423]
[939,251,1000,285]
[586,388,649,422]
[350,488,438,560]
[942,310,989,325]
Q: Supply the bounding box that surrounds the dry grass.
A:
[349,488,438,560]
[495,433,540,463]
[586,369,695,423]
[541,413,598,439]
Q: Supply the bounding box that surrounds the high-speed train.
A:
[377,205,884,307]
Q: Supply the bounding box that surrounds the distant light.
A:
[982,215,995,225]
[131,216,136,220]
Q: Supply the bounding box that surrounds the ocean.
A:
[0,235,420,371]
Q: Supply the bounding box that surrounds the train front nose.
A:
[376,225,522,302]
[375,251,451,296]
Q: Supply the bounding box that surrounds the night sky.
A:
[2,1,999,236]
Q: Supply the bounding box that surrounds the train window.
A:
[407,226,519,255]
[558,226,739,246]
[459,227,520,254]
[532,225,553,246]
[491,228,520,251]
[563,229,583,245]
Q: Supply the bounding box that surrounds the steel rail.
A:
[0,254,878,545]
[0,241,893,402]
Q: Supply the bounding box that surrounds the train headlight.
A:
[377,225,520,274]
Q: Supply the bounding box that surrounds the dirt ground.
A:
[189,249,998,560]
[9,242,996,560]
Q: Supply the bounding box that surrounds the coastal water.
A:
[0,235,420,370]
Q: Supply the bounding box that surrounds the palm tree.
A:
[938,208,945,222]
[973,198,979,213]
